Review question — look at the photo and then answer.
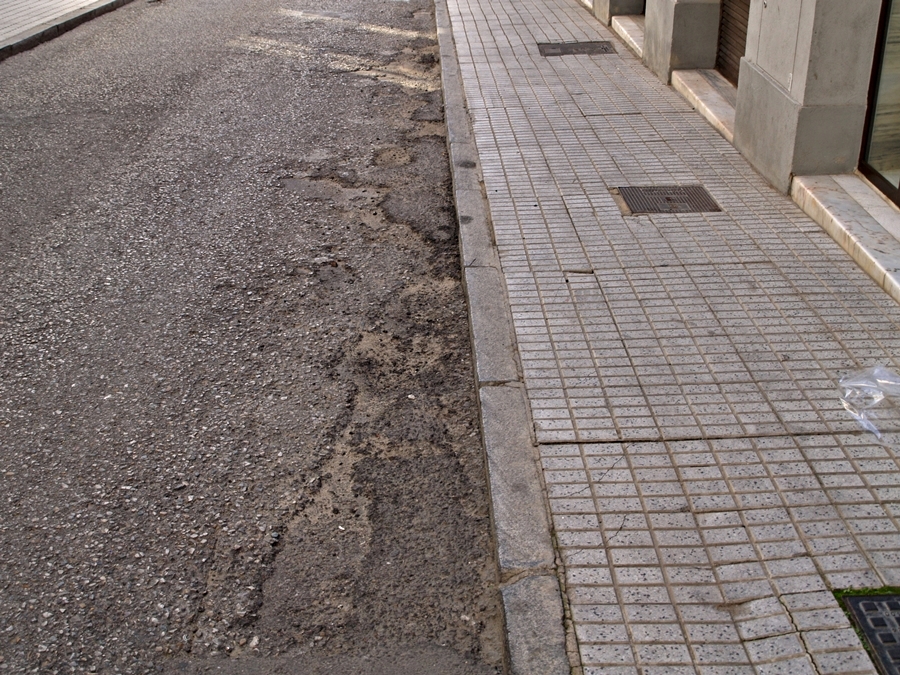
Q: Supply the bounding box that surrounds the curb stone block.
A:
[502,574,571,675]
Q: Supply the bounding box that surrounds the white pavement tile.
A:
[0,0,105,43]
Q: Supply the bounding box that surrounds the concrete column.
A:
[734,0,881,192]
[594,0,645,25]
[643,0,720,83]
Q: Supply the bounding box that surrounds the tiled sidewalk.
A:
[0,0,124,49]
[0,0,96,43]
[444,0,900,672]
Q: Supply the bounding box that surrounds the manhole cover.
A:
[538,41,615,56]
[843,595,900,675]
[616,185,721,214]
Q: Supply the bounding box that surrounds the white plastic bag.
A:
[839,365,900,438]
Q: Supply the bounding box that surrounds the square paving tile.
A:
[445,0,900,669]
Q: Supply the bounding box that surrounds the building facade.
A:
[594,0,900,202]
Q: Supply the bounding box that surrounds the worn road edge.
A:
[433,0,572,672]
[0,0,136,62]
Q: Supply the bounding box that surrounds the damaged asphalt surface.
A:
[0,0,505,672]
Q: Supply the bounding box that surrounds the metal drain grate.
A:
[843,595,900,675]
[617,185,721,214]
[538,41,615,56]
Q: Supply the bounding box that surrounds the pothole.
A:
[373,147,412,167]
[279,176,380,209]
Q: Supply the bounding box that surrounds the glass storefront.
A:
[862,0,900,203]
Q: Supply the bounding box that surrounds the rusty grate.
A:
[537,41,615,56]
[616,185,721,214]
[843,595,900,675]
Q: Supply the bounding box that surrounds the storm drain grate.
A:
[538,41,615,56]
[843,595,900,674]
[616,185,721,214]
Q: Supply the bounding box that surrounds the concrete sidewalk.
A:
[0,0,133,60]
[437,0,900,672]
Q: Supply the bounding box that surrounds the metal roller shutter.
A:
[716,0,751,85]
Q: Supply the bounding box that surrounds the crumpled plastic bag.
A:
[839,365,900,438]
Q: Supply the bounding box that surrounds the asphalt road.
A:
[0,0,504,672]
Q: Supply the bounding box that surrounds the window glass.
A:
[866,0,900,189]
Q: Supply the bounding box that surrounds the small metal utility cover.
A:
[843,595,900,675]
[617,185,721,214]
[537,41,615,56]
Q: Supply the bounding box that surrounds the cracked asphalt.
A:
[0,0,505,672]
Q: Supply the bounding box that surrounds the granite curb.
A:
[0,0,136,62]
[433,0,572,672]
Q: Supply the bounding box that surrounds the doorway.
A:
[716,0,751,85]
